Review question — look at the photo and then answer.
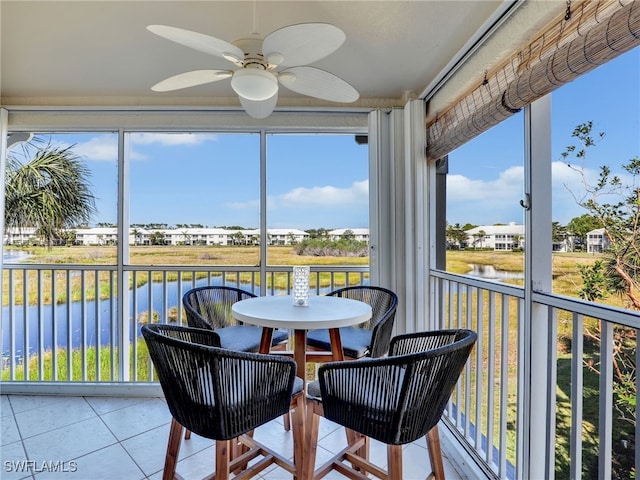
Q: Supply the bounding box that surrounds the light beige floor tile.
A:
[1,413,21,446]
[175,445,216,480]
[145,470,163,480]
[85,395,158,415]
[253,420,296,459]
[34,444,145,480]
[1,395,14,418]
[99,398,171,441]
[121,422,212,477]
[3,395,467,480]
[174,431,215,459]
[0,440,33,480]
[260,465,295,479]
[316,425,349,455]
[315,416,343,442]
[7,395,67,415]
[14,396,95,439]
[23,416,117,463]
[402,441,436,479]
[306,443,343,476]
[120,423,172,477]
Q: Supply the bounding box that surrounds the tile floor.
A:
[1,394,465,480]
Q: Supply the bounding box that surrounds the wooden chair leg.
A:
[284,411,291,431]
[215,439,231,480]
[259,329,291,432]
[345,428,369,471]
[291,394,305,480]
[184,429,191,440]
[387,444,403,479]
[426,425,445,480]
[163,419,183,480]
[304,401,321,480]
[231,435,249,474]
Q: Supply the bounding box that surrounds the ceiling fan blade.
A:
[239,91,278,119]
[147,25,243,63]
[151,70,232,92]
[278,67,359,103]
[263,23,345,67]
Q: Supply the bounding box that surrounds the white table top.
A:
[231,295,372,330]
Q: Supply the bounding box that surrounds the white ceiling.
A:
[0,0,520,111]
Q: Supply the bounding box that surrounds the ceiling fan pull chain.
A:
[252,0,257,34]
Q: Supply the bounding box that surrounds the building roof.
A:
[465,223,525,235]
[329,228,369,235]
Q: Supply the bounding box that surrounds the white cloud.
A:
[129,133,216,146]
[225,180,369,211]
[69,132,216,162]
[447,166,524,202]
[71,135,119,161]
[274,180,369,209]
[446,161,633,226]
[48,135,122,162]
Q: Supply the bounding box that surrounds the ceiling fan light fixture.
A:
[231,69,278,101]
[266,52,284,66]
[278,71,296,83]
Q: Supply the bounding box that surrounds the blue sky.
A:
[447,47,639,226]
[16,49,639,230]
[57,131,369,229]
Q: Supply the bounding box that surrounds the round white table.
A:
[232,295,372,379]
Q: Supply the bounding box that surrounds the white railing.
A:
[430,270,639,480]
[430,270,524,480]
[1,264,369,383]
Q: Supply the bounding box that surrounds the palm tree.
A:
[512,234,522,250]
[5,141,96,248]
[473,229,486,249]
[132,227,142,246]
[231,231,245,245]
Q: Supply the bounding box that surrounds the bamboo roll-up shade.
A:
[426,0,640,162]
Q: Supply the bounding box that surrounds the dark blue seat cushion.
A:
[306,327,372,359]
[217,326,288,353]
[306,367,405,404]
[292,376,304,396]
[306,380,322,400]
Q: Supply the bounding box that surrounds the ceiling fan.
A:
[147,22,359,118]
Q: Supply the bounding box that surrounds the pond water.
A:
[466,264,524,281]
[1,277,345,362]
[2,250,31,263]
[2,261,522,362]
[2,276,235,361]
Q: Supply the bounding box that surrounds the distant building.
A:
[465,223,525,251]
[552,237,573,253]
[3,226,313,247]
[154,228,229,246]
[3,227,37,245]
[266,229,309,245]
[74,227,132,246]
[329,228,370,242]
[586,228,609,253]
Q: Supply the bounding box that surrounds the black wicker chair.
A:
[182,285,289,352]
[306,286,398,359]
[142,324,305,480]
[304,329,477,480]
